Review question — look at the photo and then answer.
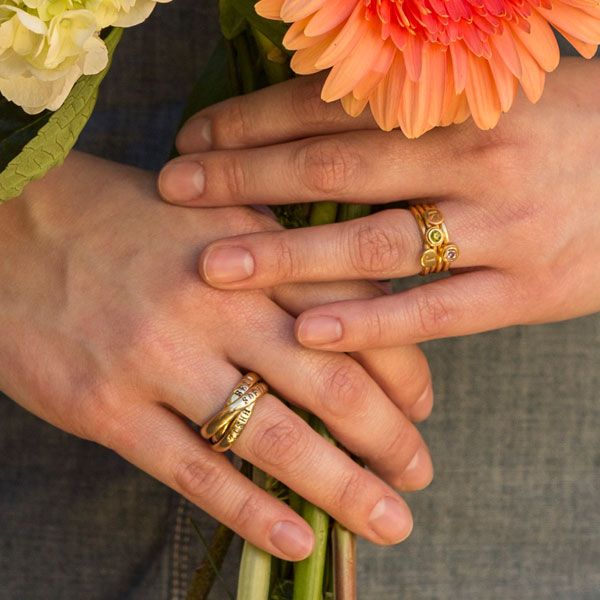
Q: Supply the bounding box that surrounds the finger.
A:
[295,269,519,351]
[175,74,378,154]
[227,305,434,492]
[158,129,466,207]
[272,280,433,421]
[104,401,315,561]
[352,346,434,422]
[233,394,414,546]
[197,203,485,288]
[170,366,415,546]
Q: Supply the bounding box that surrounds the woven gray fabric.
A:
[1,1,598,598]
[357,312,600,599]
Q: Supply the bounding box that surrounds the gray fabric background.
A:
[1,1,599,598]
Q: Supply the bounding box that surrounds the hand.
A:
[158,57,600,351]
[0,152,433,561]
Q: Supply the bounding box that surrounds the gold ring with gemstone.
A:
[200,372,268,452]
[410,203,459,276]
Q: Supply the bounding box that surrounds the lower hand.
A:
[0,152,433,561]
[158,57,600,351]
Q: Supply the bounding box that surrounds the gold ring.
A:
[409,203,459,276]
[200,372,268,452]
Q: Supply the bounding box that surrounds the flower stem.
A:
[236,468,272,600]
[333,522,357,600]
[232,33,258,94]
[309,201,338,226]
[336,203,371,222]
[292,418,334,600]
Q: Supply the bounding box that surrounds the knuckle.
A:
[291,76,331,126]
[272,237,298,280]
[330,472,365,512]
[72,377,123,446]
[250,413,310,471]
[228,493,264,531]
[214,97,251,146]
[174,458,224,501]
[299,139,360,197]
[411,290,454,339]
[122,313,173,367]
[222,154,249,200]
[360,310,385,347]
[318,360,369,418]
[377,423,416,466]
[348,220,402,275]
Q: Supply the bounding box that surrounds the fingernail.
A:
[368,497,413,544]
[297,316,343,346]
[409,384,433,421]
[202,246,255,283]
[178,116,212,152]
[159,161,205,203]
[270,520,314,560]
[402,447,433,490]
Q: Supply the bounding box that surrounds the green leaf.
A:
[178,38,239,126]
[220,0,247,40]
[0,99,51,173]
[0,27,123,202]
[227,0,288,47]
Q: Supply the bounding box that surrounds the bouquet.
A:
[0,0,599,597]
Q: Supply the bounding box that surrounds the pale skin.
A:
[0,151,434,562]
[159,57,600,351]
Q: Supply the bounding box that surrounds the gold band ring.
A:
[200,372,268,452]
[409,204,459,276]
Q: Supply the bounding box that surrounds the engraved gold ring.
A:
[200,372,268,452]
[409,204,460,276]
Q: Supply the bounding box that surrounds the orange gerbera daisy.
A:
[256,0,600,136]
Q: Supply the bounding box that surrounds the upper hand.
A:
[0,152,432,562]
[158,57,600,351]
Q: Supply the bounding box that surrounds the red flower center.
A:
[365,0,545,55]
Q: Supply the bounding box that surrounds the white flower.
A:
[0,0,171,113]
[0,5,107,113]
[88,0,171,28]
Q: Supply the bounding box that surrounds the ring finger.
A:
[196,201,488,289]
[169,366,415,548]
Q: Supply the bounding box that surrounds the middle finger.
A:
[226,305,433,492]
[159,129,466,207]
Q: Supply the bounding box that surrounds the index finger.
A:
[175,74,378,154]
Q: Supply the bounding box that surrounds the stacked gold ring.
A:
[409,204,460,275]
[200,372,268,452]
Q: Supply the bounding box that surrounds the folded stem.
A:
[333,522,357,600]
[186,522,235,600]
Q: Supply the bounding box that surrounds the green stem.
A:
[309,201,338,226]
[332,522,357,600]
[236,469,272,600]
[336,203,371,222]
[186,522,235,600]
[224,38,242,96]
[232,33,258,94]
[293,419,335,600]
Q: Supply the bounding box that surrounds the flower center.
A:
[365,0,538,55]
